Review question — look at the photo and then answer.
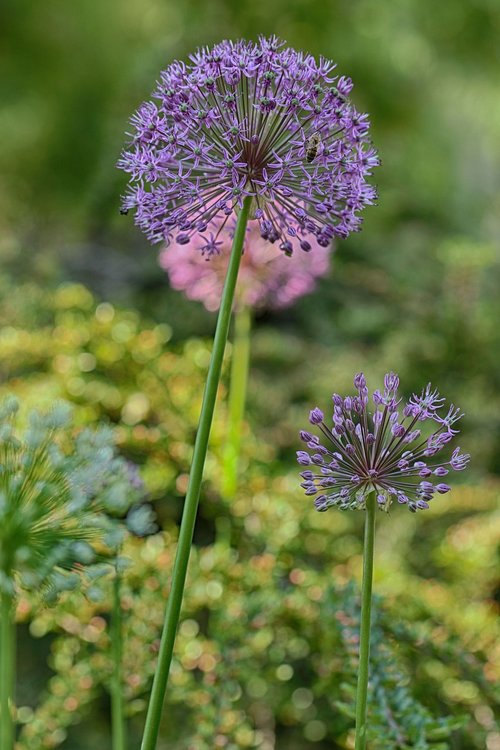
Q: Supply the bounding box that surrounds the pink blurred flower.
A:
[160,220,333,312]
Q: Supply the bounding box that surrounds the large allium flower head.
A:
[297,373,470,513]
[118,36,379,256]
[160,217,332,311]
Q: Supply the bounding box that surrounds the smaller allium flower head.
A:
[297,373,470,513]
[160,218,331,311]
[118,36,379,255]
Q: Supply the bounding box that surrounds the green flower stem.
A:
[354,492,376,750]
[0,589,15,750]
[111,569,126,750]
[222,304,252,498]
[140,195,252,750]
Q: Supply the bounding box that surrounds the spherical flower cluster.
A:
[118,36,379,256]
[160,217,332,311]
[297,373,470,513]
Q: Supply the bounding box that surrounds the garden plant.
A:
[0,10,499,750]
[118,35,379,749]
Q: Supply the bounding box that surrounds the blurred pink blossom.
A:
[160,220,333,312]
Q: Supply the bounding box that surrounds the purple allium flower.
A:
[118,36,379,255]
[297,373,470,513]
[160,217,331,311]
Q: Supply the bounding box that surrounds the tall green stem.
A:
[0,589,15,750]
[354,492,376,750]
[222,304,252,498]
[111,569,126,750]
[140,196,252,750]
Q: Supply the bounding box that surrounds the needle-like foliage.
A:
[0,397,146,601]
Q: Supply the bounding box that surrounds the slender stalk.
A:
[140,196,252,750]
[0,589,15,750]
[222,304,252,498]
[354,492,376,750]
[111,569,126,750]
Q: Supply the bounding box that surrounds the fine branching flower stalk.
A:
[297,373,470,749]
[119,36,378,750]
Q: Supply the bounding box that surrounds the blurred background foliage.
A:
[1,0,499,748]
[0,284,498,749]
